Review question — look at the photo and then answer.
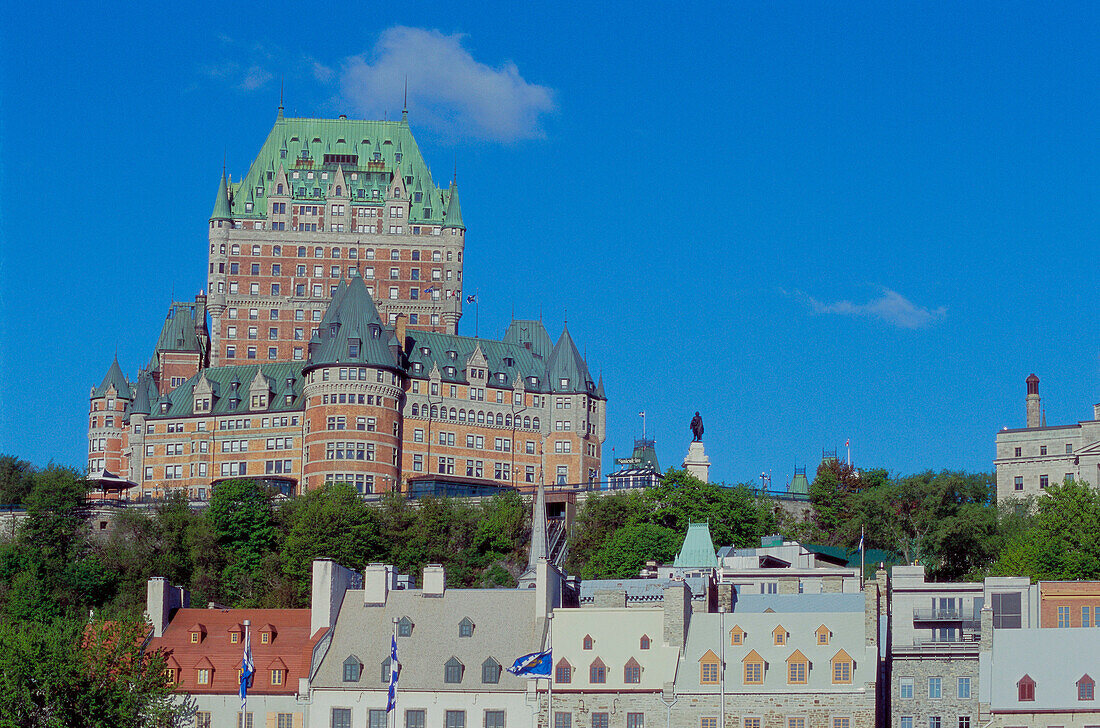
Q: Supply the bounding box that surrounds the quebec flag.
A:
[507,649,552,677]
[239,629,254,709]
[386,634,399,712]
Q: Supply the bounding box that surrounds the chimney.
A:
[364,563,391,606]
[422,564,446,597]
[311,559,363,635]
[1094,403,1100,421]
[662,583,691,647]
[395,313,408,348]
[1026,374,1041,428]
[145,577,189,638]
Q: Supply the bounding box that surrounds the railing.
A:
[913,632,980,647]
[548,518,568,566]
[913,607,977,621]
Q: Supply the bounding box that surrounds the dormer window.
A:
[444,657,463,684]
[370,324,381,339]
[447,350,457,360]
[459,617,474,638]
[560,378,569,388]
[343,655,362,682]
[421,347,431,356]
[730,626,745,645]
[583,635,593,650]
[640,635,651,650]
[481,657,501,684]
[445,366,455,377]
[348,339,361,358]
[1079,674,1095,701]
[330,324,339,337]
[397,616,413,637]
[1018,674,1036,701]
[773,625,788,645]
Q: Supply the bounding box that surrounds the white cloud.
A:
[311,60,335,84]
[339,27,555,142]
[796,288,946,329]
[239,65,273,91]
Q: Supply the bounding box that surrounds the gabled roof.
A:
[503,320,553,359]
[306,277,401,371]
[149,363,304,419]
[699,649,719,662]
[673,523,719,570]
[93,357,131,399]
[547,325,596,395]
[149,301,206,371]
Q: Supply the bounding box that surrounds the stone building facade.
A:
[994,374,1100,500]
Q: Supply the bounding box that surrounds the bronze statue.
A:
[690,412,704,442]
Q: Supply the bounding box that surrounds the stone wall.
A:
[890,655,979,728]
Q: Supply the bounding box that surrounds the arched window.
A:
[277,184,284,194]
[411,403,419,417]
[336,186,342,196]
[496,413,504,426]
[449,407,457,420]
[477,411,485,424]
[430,405,438,418]
[524,416,531,429]
[532,417,540,429]
[505,414,512,427]
[459,410,467,423]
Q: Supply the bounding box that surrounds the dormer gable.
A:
[227,623,244,644]
[730,625,746,645]
[742,649,764,664]
[188,623,207,644]
[248,368,272,411]
[815,625,831,645]
[329,166,349,199]
[272,166,290,198]
[466,345,488,383]
[699,649,719,663]
[772,624,788,645]
[389,168,407,200]
[458,617,474,637]
[258,624,277,644]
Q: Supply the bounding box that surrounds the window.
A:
[745,719,762,728]
[1021,673,1037,702]
[271,668,284,685]
[197,668,211,684]
[730,626,744,645]
[702,720,718,728]
[485,711,505,728]
[958,677,970,699]
[481,657,501,684]
[1080,674,1095,701]
[1015,447,1022,457]
[929,676,942,698]
[957,718,969,728]
[927,719,940,728]
[1085,606,1093,628]
[591,714,609,728]
[773,625,787,645]
[554,714,572,728]
[196,713,212,728]
[640,635,651,650]
[626,715,644,728]
[459,617,474,637]
[342,655,361,682]
[787,650,808,684]
[405,710,426,728]
[333,708,352,728]
[992,592,1023,629]
[446,711,466,728]
[832,720,849,728]
[900,719,913,728]
[445,657,464,683]
[369,711,387,728]
[624,658,641,683]
[743,650,764,684]
[589,659,606,683]
[700,652,719,684]
[899,677,914,698]
[1059,605,1071,627]
[238,714,254,728]
[831,650,853,684]
[1014,475,1023,491]
[555,659,571,684]
[583,635,593,650]
[787,720,804,728]
[1040,474,1049,489]
[1041,445,1048,456]
[816,625,831,644]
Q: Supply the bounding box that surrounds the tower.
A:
[88,357,132,475]
[1026,373,1041,428]
[301,277,406,494]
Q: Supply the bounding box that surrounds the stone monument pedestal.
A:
[683,441,710,483]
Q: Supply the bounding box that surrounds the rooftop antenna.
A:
[278,78,284,119]
[402,76,408,121]
[453,154,457,186]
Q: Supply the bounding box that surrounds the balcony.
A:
[912,632,981,648]
[913,607,981,628]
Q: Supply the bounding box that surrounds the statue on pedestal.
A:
[690,412,704,442]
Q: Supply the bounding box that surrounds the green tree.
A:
[206,479,279,605]
[0,455,35,506]
[564,490,647,575]
[281,484,385,603]
[992,479,1100,580]
[645,469,778,549]
[0,617,192,728]
[581,522,681,579]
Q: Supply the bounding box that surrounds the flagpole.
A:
[547,613,553,728]
[391,618,398,728]
[242,619,251,721]
[860,526,865,589]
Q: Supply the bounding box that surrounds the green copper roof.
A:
[405,328,550,391]
[306,277,402,371]
[94,357,132,399]
[211,170,232,220]
[630,438,660,473]
[443,183,464,229]
[503,320,553,359]
[227,115,448,225]
[150,363,305,419]
[131,372,155,414]
[148,302,206,372]
[547,325,596,394]
[789,471,810,495]
[673,522,719,569]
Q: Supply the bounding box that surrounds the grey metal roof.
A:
[987,627,1100,710]
[729,593,864,614]
[579,577,709,604]
[312,588,544,692]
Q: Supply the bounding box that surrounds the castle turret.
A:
[88,357,133,476]
[302,277,406,494]
[1026,373,1041,428]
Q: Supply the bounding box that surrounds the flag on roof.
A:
[466,294,478,304]
[386,633,399,711]
[507,649,551,677]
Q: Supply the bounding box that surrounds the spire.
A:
[520,480,549,584]
[443,183,464,229]
[210,169,232,221]
[277,78,284,120]
[94,356,132,399]
[402,76,408,123]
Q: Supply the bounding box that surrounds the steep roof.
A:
[673,523,719,570]
[210,170,232,220]
[405,328,549,391]
[502,320,553,360]
[228,115,447,225]
[443,183,464,229]
[148,302,206,372]
[147,608,316,696]
[93,357,131,399]
[312,587,542,692]
[547,325,596,395]
[148,363,304,419]
[306,277,401,371]
[130,371,155,414]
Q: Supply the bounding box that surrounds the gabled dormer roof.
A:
[742,649,764,663]
[547,324,594,393]
[699,649,719,663]
[306,277,402,372]
[94,357,131,399]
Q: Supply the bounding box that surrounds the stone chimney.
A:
[395,313,408,349]
[716,583,734,613]
[364,563,392,607]
[594,590,627,608]
[662,583,691,648]
[422,564,446,597]
[145,577,189,638]
[1093,403,1100,421]
[1026,374,1041,428]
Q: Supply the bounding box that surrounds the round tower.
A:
[88,358,133,477]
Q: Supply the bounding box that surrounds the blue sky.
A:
[3,2,1100,486]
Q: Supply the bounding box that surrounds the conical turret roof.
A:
[306,277,402,371]
[443,183,464,229]
[94,357,132,398]
[548,325,594,393]
[210,170,233,220]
